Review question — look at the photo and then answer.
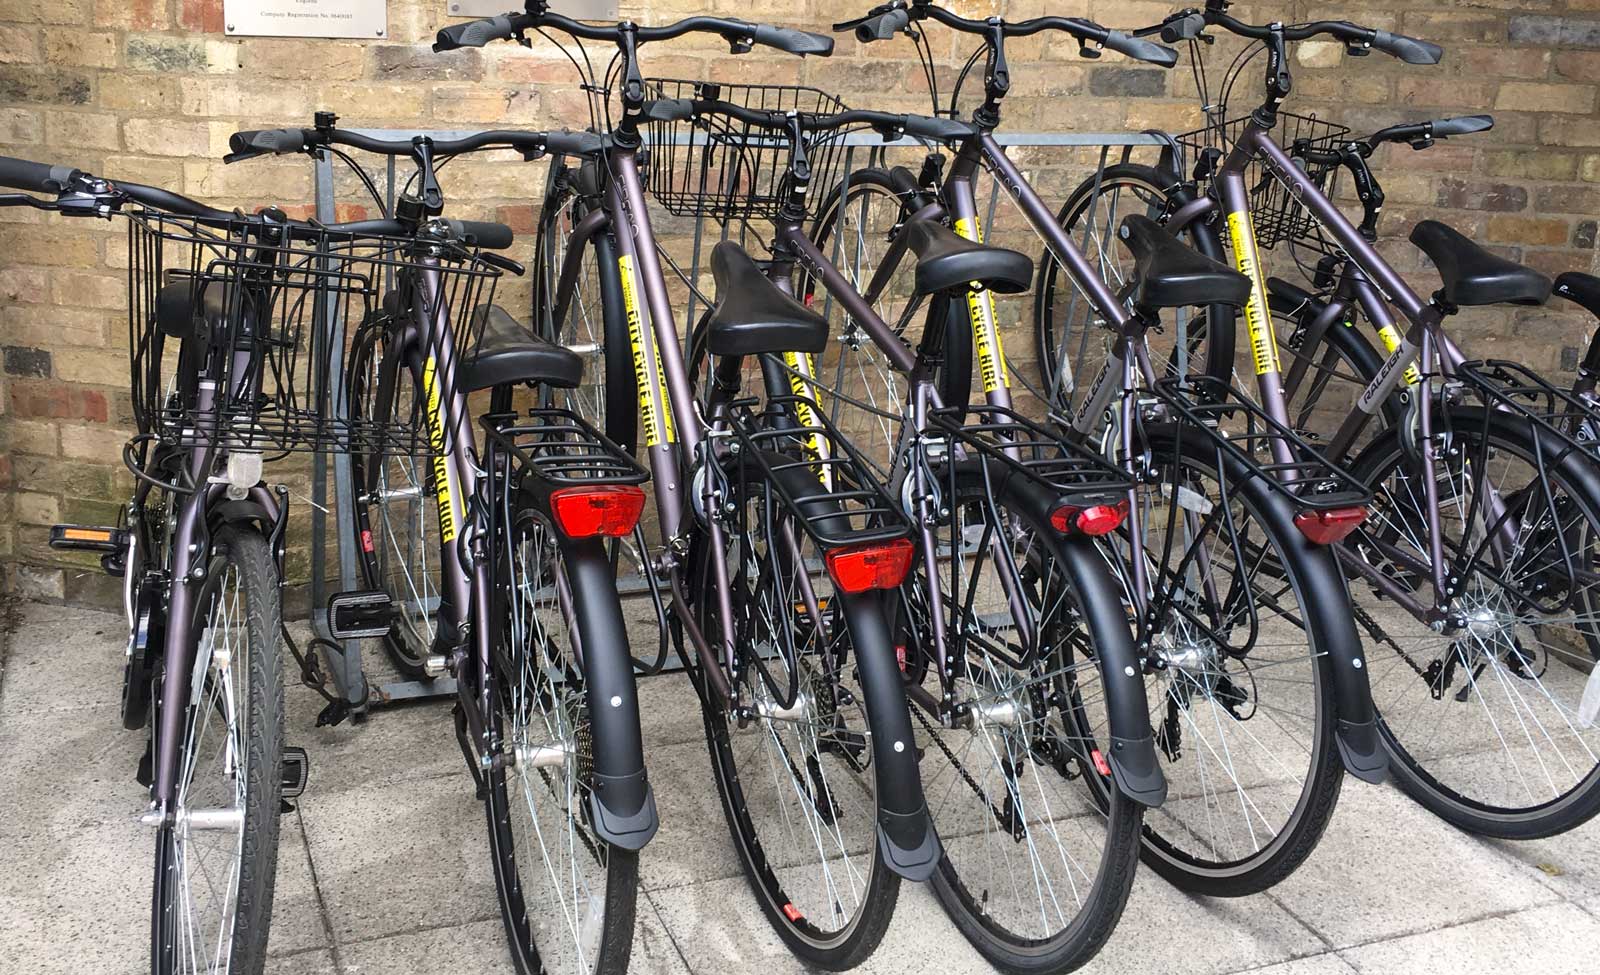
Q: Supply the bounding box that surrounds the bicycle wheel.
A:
[684,461,898,969]
[348,331,438,677]
[533,157,636,454]
[902,464,1142,974]
[483,510,639,975]
[1035,164,1232,412]
[1126,430,1346,895]
[1350,411,1600,838]
[151,526,284,975]
[803,168,971,473]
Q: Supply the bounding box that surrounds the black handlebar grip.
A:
[434,14,516,52]
[544,131,607,156]
[748,23,834,56]
[0,155,79,193]
[1432,114,1493,137]
[227,129,307,155]
[855,8,910,42]
[642,99,695,124]
[439,219,515,250]
[1159,13,1207,43]
[902,115,976,142]
[1102,30,1179,67]
[1370,30,1443,65]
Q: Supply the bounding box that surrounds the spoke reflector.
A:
[782,902,804,922]
[825,538,915,594]
[1091,748,1112,777]
[550,485,647,538]
[1293,506,1369,545]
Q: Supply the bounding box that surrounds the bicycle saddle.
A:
[461,304,582,391]
[1118,215,1251,310]
[1554,271,1600,319]
[902,218,1033,296]
[1409,220,1551,307]
[705,241,829,357]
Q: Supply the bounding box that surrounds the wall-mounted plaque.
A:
[448,1,618,20]
[224,1,388,38]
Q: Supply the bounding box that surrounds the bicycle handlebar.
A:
[228,126,604,160]
[1141,7,1441,65]
[836,1,1178,67]
[434,10,832,57]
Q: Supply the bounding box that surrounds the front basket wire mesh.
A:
[643,79,851,222]
[1176,111,1350,250]
[126,210,500,457]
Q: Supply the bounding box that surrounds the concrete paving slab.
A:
[270,811,333,957]
[263,949,339,975]
[636,739,745,891]
[296,771,502,944]
[0,814,150,975]
[636,670,709,747]
[286,690,462,794]
[1477,815,1600,902]
[1265,781,1562,948]
[0,700,146,834]
[1229,954,1360,975]
[1339,902,1600,975]
[0,604,126,713]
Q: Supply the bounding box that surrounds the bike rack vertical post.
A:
[310,150,370,713]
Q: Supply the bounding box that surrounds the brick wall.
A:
[2,0,1598,607]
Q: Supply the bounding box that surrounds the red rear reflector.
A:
[549,485,647,538]
[783,902,804,922]
[825,538,915,594]
[1293,506,1368,545]
[1091,748,1112,777]
[1050,499,1129,537]
[896,644,907,673]
[361,529,375,553]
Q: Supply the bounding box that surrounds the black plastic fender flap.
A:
[1108,733,1168,807]
[588,769,659,850]
[1336,717,1387,784]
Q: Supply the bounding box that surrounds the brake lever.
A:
[0,192,57,210]
[479,252,526,276]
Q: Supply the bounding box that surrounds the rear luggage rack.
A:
[1148,376,1373,510]
[722,394,910,548]
[1454,359,1600,459]
[481,407,650,496]
[925,404,1134,502]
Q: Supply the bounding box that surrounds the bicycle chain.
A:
[909,700,1022,840]
[1350,600,1428,678]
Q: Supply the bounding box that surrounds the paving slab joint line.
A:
[1263,889,1339,952]
[1313,900,1574,957]
[1221,946,1350,975]
[642,887,699,975]
[334,911,504,948]
[295,806,352,975]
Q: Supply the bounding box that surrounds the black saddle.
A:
[1119,215,1251,310]
[1409,220,1551,307]
[462,304,582,391]
[705,241,829,357]
[1554,272,1600,319]
[902,218,1034,296]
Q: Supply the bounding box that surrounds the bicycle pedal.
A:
[49,524,125,554]
[327,589,394,640]
[281,746,309,799]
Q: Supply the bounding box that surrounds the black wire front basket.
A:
[126,210,501,457]
[1176,111,1349,249]
[643,79,852,222]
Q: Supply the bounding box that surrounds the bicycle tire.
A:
[903,463,1142,974]
[151,526,284,975]
[1349,409,1600,838]
[680,454,900,970]
[803,168,972,458]
[347,325,436,678]
[1125,426,1348,895]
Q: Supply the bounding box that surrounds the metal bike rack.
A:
[305,128,1172,715]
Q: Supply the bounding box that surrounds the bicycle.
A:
[1042,0,1600,840]
[816,0,1385,900]
[224,119,655,974]
[436,5,948,967]
[0,153,438,973]
[646,86,1165,972]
